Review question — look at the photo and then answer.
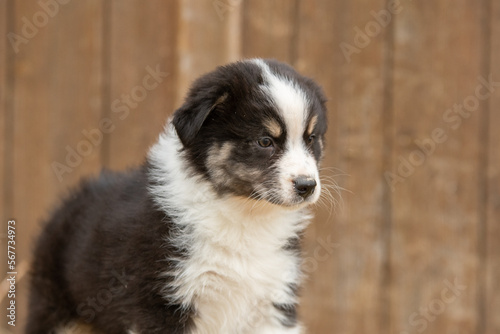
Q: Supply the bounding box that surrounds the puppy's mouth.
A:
[252,178,320,208]
[265,196,316,209]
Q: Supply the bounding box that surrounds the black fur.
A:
[27,59,327,333]
[27,166,193,333]
[173,60,327,200]
[273,303,297,328]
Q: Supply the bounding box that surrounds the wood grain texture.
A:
[11,1,104,332]
[1,0,8,226]
[0,2,10,330]
[242,0,298,63]
[390,2,483,333]
[175,0,242,107]
[106,0,179,170]
[294,1,389,332]
[486,0,500,332]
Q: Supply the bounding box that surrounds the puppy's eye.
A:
[307,134,316,145]
[257,137,274,148]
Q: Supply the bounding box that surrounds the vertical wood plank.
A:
[241,0,297,63]
[295,1,389,332]
[175,0,242,107]
[0,1,11,331]
[390,2,483,333]
[486,0,500,332]
[1,0,8,225]
[11,1,104,332]
[106,0,179,170]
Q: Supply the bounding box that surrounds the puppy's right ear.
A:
[172,92,228,147]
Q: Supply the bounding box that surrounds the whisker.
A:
[312,166,351,221]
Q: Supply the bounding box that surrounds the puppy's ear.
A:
[172,92,228,147]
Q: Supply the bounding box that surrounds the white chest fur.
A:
[148,128,310,333]
[177,202,307,333]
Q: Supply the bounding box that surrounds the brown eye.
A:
[308,134,316,145]
[257,137,274,148]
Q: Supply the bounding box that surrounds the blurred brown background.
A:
[1,0,499,333]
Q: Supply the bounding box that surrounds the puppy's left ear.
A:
[172,92,228,147]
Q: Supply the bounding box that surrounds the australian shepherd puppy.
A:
[27,58,328,334]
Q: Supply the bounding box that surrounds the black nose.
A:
[293,176,317,199]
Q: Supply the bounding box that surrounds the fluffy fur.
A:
[27,59,327,334]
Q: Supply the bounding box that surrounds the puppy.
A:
[27,58,328,334]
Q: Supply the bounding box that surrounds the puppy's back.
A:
[27,167,192,333]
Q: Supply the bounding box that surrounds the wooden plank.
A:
[390,2,483,333]
[107,0,243,170]
[295,1,389,332]
[486,1,500,332]
[106,0,180,170]
[175,0,241,107]
[1,0,8,225]
[0,1,11,332]
[11,1,104,332]
[241,0,297,63]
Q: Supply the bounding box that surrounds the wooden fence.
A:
[1,0,499,333]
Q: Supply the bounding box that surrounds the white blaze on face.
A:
[252,59,321,205]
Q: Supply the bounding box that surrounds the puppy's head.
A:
[173,59,327,208]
